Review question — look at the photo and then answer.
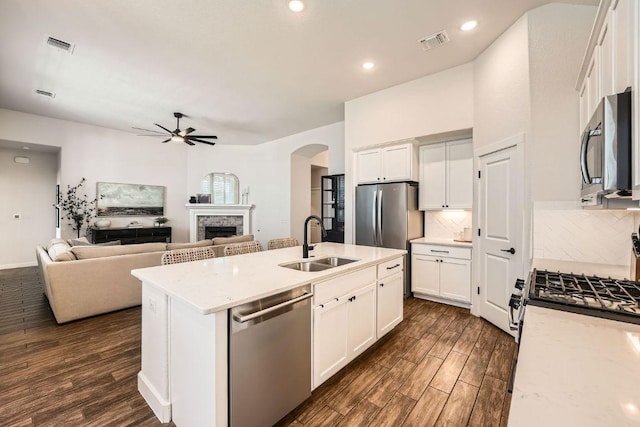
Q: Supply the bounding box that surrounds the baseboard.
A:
[413,292,471,309]
[0,261,38,270]
[138,371,172,423]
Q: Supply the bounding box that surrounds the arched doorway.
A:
[290,144,329,244]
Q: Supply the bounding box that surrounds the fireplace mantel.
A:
[186,204,254,242]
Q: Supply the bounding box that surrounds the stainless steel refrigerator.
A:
[356,182,423,296]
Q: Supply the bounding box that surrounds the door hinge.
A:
[478,170,481,179]
[477,286,480,295]
[478,228,481,237]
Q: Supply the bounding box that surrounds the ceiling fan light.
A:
[289,0,304,12]
[170,135,183,142]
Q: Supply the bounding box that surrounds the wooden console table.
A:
[90,227,172,245]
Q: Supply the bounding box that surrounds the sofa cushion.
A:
[71,242,167,260]
[47,242,77,262]
[167,239,213,250]
[212,234,254,245]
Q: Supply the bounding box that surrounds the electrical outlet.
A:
[148,298,156,313]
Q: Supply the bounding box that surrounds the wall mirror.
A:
[199,172,239,204]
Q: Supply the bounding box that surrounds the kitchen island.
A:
[132,242,406,426]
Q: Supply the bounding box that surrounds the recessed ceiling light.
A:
[460,20,478,31]
[288,0,304,12]
[362,62,375,70]
[22,146,30,150]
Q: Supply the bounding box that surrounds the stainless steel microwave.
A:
[580,89,632,206]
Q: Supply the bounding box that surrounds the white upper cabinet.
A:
[355,142,418,184]
[611,0,634,93]
[576,0,639,196]
[419,139,473,210]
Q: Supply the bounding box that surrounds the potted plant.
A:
[56,178,97,238]
[155,216,169,227]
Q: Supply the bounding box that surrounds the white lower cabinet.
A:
[312,257,405,389]
[347,284,377,357]
[313,297,349,387]
[313,283,375,388]
[376,257,404,338]
[412,243,471,306]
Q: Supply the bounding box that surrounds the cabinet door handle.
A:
[430,249,449,254]
[386,264,401,270]
[380,283,384,287]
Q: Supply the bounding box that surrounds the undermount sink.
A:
[310,256,359,267]
[279,256,360,272]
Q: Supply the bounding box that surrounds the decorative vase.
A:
[95,219,111,229]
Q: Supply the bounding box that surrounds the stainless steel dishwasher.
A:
[229,284,312,427]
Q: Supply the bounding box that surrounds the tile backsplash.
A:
[424,210,472,239]
[533,201,638,267]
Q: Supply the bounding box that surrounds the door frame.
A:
[470,133,530,320]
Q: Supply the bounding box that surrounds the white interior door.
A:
[477,144,523,335]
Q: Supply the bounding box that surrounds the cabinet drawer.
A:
[377,257,404,279]
[411,244,471,260]
[314,266,376,306]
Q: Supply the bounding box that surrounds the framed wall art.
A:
[96,182,164,217]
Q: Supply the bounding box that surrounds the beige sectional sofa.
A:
[36,234,254,323]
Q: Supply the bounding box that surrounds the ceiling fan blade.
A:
[154,123,174,134]
[189,137,217,146]
[132,126,165,134]
[188,135,218,139]
[184,139,196,146]
[178,127,196,137]
[161,138,171,143]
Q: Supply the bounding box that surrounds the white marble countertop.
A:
[410,237,472,248]
[509,305,640,426]
[132,243,406,315]
[532,258,630,280]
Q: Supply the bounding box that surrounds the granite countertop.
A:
[531,258,630,280]
[132,242,406,315]
[410,236,473,248]
[509,305,640,426]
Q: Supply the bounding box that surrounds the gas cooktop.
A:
[527,269,640,325]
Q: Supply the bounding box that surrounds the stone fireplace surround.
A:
[186,204,254,242]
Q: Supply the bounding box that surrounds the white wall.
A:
[0,146,58,268]
[344,63,474,242]
[528,3,596,202]
[0,109,190,242]
[186,122,344,246]
[473,15,531,150]
[290,153,312,244]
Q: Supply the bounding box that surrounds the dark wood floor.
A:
[1,266,515,426]
[278,298,516,427]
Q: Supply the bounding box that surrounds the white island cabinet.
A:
[132,243,406,427]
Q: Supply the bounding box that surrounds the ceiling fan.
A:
[134,112,217,146]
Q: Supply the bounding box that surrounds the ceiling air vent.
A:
[35,89,56,98]
[45,36,74,53]
[418,30,450,51]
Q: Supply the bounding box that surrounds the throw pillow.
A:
[69,237,91,246]
[47,242,77,262]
